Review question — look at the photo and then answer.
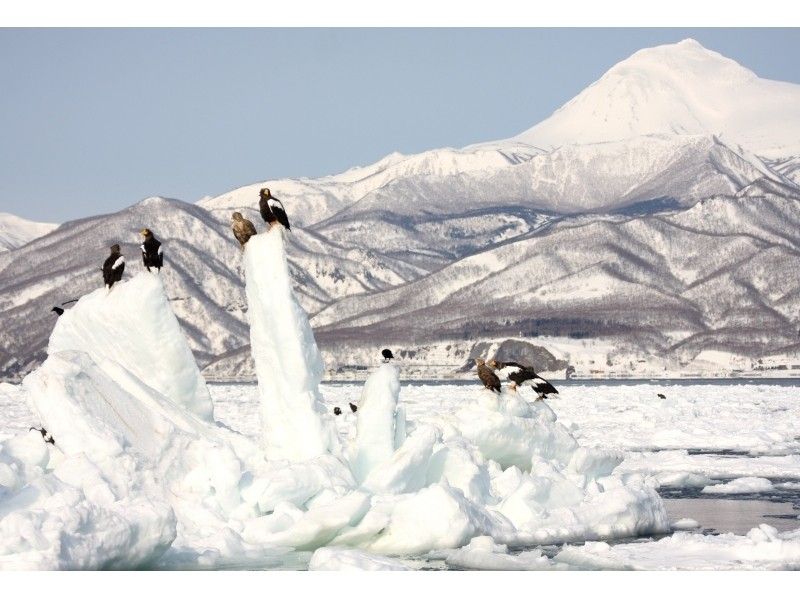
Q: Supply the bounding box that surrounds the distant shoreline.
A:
[205,376,800,387]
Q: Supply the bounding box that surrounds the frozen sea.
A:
[2,378,800,570]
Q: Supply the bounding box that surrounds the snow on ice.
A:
[0,228,677,569]
[555,525,800,570]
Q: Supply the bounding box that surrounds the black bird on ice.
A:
[259,188,291,230]
[102,244,125,290]
[140,228,163,272]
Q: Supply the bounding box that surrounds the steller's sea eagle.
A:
[102,244,125,290]
[140,228,163,272]
[259,188,291,230]
[488,359,558,400]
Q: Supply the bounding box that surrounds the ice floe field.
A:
[3,375,800,570]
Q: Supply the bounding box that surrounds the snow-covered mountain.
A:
[512,38,800,159]
[0,212,57,252]
[199,141,541,227]
[0,196,433,379]
[311,185,800,360]
[3,38,800,380]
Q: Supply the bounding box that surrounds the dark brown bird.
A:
[231,211,258,248]
[475,358,501,393]
[349,402,358,413]
[333,406,342,416]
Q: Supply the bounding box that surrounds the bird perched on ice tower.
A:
[140,228,163,272]
[475,358,501,393]
[488,359,558,400]
[102,244,125,290]
[231,211,257,248]
[259,188,291,230]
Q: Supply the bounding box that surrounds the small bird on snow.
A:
[30,427,54,445]
[381,348,394,363]
[259,188,291,230]
[51,298,78,316]
[333,406,342,416]
[349,402,358,413]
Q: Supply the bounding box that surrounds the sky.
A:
[1,28,799,223]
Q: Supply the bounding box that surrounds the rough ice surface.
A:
[308,547,412,571]
[430,536,560,570]
[555,525,800,570]
[48,273,213,421]
[352,363,402,482]
[243,229,336,461]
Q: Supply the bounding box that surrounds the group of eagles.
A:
[330,350,558,417]
[96,188,290,291]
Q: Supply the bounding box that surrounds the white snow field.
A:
[0,231,680,570]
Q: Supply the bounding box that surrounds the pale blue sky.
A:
[1,28,799,222]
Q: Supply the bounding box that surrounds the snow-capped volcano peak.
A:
[513,39,800,158]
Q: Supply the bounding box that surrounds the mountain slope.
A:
[310,189,800,365]
[513,39,800,158]
[199,142,541,227]
[0,213,58,252]
[0,198,424,380]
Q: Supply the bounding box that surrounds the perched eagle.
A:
[382,348,394,363]
[488,359,558,400]
[140,228,163,272]
[102,244,125,290]
[259,188,291,230]
[231,212,258,248]
[475,358,501,393]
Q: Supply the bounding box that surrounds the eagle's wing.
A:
[531,375,559,395]
[502,361,536,385]
[268,198,291,230]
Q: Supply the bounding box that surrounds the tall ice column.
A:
[243,228,336,461]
